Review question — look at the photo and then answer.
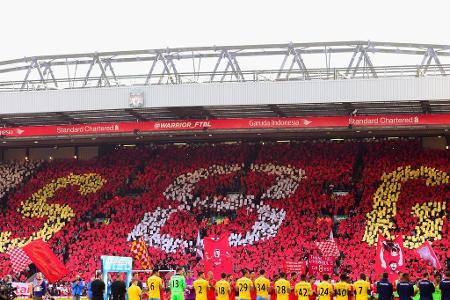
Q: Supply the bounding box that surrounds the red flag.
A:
[8,247,32,273]
[416,242,441,269]
[23,239,68,283]
[203,234,232,280]
[375,234,406,282]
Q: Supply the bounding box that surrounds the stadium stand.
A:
[0,139,448,283]
[0,161,40,201]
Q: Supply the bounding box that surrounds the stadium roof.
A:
[0,41,450,128]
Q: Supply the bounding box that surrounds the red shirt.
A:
[251,286,257,300]
[229,282,236,300]
[207,279,216,300]
[289,281,297,300]
[270,282,277,300]
[309,284,317,300]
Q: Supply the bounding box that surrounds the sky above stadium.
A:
[1,0,449,60]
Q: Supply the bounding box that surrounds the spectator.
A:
[0,140,447,282]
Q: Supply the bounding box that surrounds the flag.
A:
[308,255,335,277]
[315,231,340,257]
[204,234,232,280]
[23,239,68,283]
[416,241,441,269]
[130,238,152,270]
[375,234,406,281]
[8,247,32,273]
[196,231,204,259]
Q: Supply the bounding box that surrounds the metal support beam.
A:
[1,41,450,92]
[158,54,175,84]
[145,55,160,85]
[419,48,446,76]
[34,60,47,88]
[96,57,111,87]
[342,103,355,115]
[82,57,96,87]
[105,60,118,85]
[345,46,361,77]
[276,48,291,80]
[0,118,17,127]
[20,60,36,90]
[167,107,190,119]
[428,48,445,76]
[268,104,286,117]
[361,48,378,78]
[125,109,147,121]
[211,50,244,82]
[200,107,215,119]
[43,63,59,88]
[277,46,310,80]
[293,49,310,80]
[420,101,432,114]
[167,106,213,119]
[56,112,79,124]
[347,45,378,78]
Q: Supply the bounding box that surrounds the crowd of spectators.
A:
[0,161,40,201]
[337,139,450,280]
[0,139,448,285]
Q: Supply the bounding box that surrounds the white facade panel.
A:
[0,77,449,114]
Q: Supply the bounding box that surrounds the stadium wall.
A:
[0,137,447,162]
[1,76,450,114]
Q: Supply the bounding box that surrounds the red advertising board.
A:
[0,114,450,138]
[308,255,335,276]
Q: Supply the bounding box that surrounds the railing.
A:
[0,41,449,92]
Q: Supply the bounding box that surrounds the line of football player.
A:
[145,268,450,300]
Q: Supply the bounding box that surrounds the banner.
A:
[22,239,69,283]
[283,261,306,274]
[416,241,441,269]
[203,234,232,280]
[12,282,31,297]
[308,255,335,276]
[375,235,406,281]
[1,113,450,138]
